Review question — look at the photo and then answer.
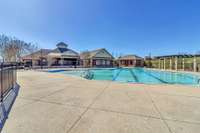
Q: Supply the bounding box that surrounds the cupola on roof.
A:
[56,42,68,49]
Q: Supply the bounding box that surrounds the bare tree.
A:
[26,42,39,60]
[0,34,39,62]
[0,34,10,62]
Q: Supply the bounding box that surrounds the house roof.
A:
[22,49,52,60]
[80,51,90,59]
[89,48,105,57]
[48,42,79,57]
[22,42,79,60]
[118,55,143,60]
[80,48,114,59]
[50,47,79,56]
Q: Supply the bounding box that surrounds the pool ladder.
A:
[198,79,200,84]
[81,70,94,80]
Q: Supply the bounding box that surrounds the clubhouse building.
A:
[118,55,144,67]
[22,42,80,67]
[22,43,117,68]
[20,42,200,72]
[80,48,114,67]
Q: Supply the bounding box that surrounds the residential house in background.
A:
[118,55,144,67]
[80,48,114,67]
[22,42,79,67]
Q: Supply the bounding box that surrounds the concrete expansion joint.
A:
[143,88,173,133]
[66,82,111,133]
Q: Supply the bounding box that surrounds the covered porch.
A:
[119,59,135,67]
[119,59,143,67]
[50,58,79,66]
[22,58,48,67]
[91,58,113,67]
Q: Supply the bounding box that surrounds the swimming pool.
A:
[49,68,200,85]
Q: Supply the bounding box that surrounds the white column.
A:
[182,58,185,71]
[175,57,178,71]
[47,56,52,66]
[170,58,172,70]
[164,58,166,70]
[193,57,197,72]
[90,59,93,67]
[32,60,36,67]
[60,58,64,66]
[159,59,161,69]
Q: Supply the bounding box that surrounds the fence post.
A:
[12,64,14,88]
[16,63,18,83]
[1,63,3,102]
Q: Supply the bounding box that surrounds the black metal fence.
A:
[0,63,17,102]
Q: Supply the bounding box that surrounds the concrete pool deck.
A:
[2,70,200,133]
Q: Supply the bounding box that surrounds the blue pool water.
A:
[49,68,200,85]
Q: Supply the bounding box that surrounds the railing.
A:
[81,70,94,79]
[0,63,17,102]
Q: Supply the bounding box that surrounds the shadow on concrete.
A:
[0,84,20,131]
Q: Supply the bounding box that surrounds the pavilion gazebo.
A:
[150,54,200,72]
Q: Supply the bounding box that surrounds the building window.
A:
[106,60,110,65]
[102,60,106,65]
[96,60,101,65]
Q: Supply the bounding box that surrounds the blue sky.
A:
[0,0,200,57]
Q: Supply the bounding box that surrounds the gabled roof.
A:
[80,51,90,59]
[80,48,114,59]
[50,47,79,55]
[22,42,79,59]
[22,49,52,60]
[49,42,79,56]
[89,48,106,58]
[118,55,143,60]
